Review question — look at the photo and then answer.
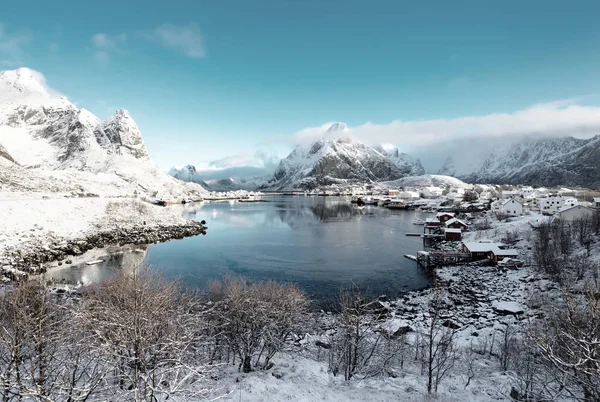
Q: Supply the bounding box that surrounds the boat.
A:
[385,199,408,209]
[363,196,378,206]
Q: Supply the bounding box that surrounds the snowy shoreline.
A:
[0,195,207,282]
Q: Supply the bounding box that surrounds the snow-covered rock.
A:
[375,144,425,176]
[94,109,149,160]
[437,156,456,176]
[0,67,207,199]
[266,126,405,190]
[381,174,469,189]
[461,135,600,187]
[169,165,211,188]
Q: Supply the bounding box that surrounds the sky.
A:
[2,0,600,174]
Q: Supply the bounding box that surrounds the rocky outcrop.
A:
[94,109,149,160]
[1,221,207,281]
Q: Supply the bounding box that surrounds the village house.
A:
[538,196,578,214]
[461,241,519,264]
[444,228,462,241]
[554,205,596,222]
[501,190,520,199]
[422,186,443,198]
[398,190,420,200]
[500,198,523,216]
[436,212,455,224]
[445,217,468,231]
[386,189,400,196]
[593,197,600,208]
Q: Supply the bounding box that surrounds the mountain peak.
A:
[0,68,64,105]
[325,122,348,133]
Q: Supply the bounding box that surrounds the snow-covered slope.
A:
[460,135,600,187]
[374,144,425,176]
[0,67,207,199]
[266,128,405,190]
[437,156,457,176]
[169,164,270,191]
[381,174,469,189]
[169,165,211,188]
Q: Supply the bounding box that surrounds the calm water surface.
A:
[48,196,432,303]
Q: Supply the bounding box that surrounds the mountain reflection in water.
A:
[46,196,432,303]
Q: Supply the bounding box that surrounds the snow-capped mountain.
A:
[266,129,405,190]
[437,156,457,176]
[460,135,600,187]
[169,165,211,187]
[374,144,425,176]
[169,164,270,191]
[0,67,207,198]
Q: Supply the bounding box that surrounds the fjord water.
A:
[46,196,432,303]
[147,196,431,303]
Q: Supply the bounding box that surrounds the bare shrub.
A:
[210,278,309,373]
[79,268,211,400]
[327,287,404,380]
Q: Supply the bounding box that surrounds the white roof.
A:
[463,242,518,257]
[445,217,468,227]
[594,198,600,203]
[436,212,455,218]
[557,205,593,214]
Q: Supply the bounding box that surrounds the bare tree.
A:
[79,268,211,401]
[533,289,600,401]
[423,286,458,394]
[327,287,403,381]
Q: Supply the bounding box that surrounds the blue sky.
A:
[2,0,600,171]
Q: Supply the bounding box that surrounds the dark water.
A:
[148,196,431,302]
[46,196,432,303]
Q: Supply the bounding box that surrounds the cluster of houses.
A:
[490,188,598,222]
[424,212,469,241]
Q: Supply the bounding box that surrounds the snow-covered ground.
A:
[207,211,561,402]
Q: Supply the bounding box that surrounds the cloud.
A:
[209,150,280,170]
[146,22,205,58]
[90,32,126,64]
[292,100,600,149]
[0,22,32,64]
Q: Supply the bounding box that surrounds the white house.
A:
[593,197,600,208]
[501,190,520,199]
[555,205,595,222]
[398,190,420,200]
[500,198,523,216]
[539,196,578,214]
[422,186,443,198]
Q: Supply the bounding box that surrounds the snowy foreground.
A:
[202,213,560,401]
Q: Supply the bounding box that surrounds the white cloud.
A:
[0,22,32,65]
[90,32,126,64]
[147,22,205,58]
[209,150,280,169]
[292,100,600,148]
